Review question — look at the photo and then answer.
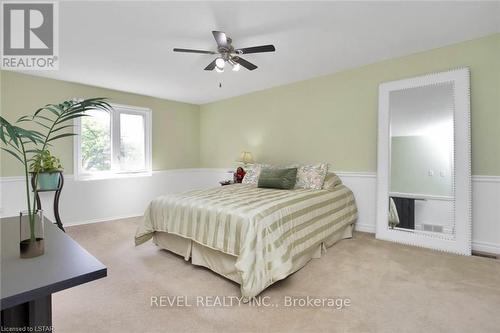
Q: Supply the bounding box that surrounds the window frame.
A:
[74,103,152,181]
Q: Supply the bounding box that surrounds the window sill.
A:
[74,171,153,181]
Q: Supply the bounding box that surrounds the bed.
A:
[135,182,358,298]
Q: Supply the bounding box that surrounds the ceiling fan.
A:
[173,31,275,72]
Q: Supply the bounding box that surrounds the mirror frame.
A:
[376,68,471,255]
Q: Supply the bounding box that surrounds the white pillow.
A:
[293,163,328,190]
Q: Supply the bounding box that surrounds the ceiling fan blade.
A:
[204,59,217,71]
[236,45,276,54]
[233,57,257,71]
[212,31,228,49]
[173,48,216,54]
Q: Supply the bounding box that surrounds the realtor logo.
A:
[1,1,58,70]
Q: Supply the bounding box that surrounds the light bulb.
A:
[215,58,225,69]
[232,63,240,72]
[215,66,224,73]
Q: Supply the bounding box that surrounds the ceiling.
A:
[25,1,500,104]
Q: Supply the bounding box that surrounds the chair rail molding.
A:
[1,169,498,254]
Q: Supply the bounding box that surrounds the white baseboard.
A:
[471,175,500,183]
[471,241,500,255]
[1,169,499,254]
[354,223,376,233]
[65,214,143,227]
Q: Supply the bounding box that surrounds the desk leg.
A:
[1,294,52,331]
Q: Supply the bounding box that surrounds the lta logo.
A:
[1,1,58,70]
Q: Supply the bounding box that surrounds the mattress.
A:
[136,183,358,297]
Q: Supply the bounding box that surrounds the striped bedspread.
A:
[135,183,358,298]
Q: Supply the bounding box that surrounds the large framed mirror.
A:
[376,68,471,255]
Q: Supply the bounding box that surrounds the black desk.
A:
[1,217,107,330]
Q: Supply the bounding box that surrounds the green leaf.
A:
[3,123,19,147]
[0,126,5,144]
[16,115,33,123]
[36,105,61,118]
[56,113,89,124]
[49,105,64,113]
[51,124,75,133]
[83,97,107,102]
[47,133,77,142]
[1,116,17,138]
[33,114,54,123]
[73,98,111,113]
[1,147,24,163]
[58,109,83,118]
[33,121,51,130]
[16,128,44,143]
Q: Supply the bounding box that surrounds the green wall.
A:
[0,71,200,176]
[200,34,500,176]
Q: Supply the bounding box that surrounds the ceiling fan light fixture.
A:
[173,31,275,72]
[215,57,225,69]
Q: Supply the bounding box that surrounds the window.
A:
[74,103,152,180]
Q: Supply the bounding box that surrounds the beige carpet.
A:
[53,217,500,333]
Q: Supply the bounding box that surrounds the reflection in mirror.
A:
[388,83,454,237]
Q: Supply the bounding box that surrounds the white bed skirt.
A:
[153,223,354,286]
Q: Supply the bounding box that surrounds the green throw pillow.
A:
[258,168,298,190]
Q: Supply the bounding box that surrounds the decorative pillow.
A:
[322,172,342,190]
[258,168,298,190]
[242,164,261,185]
[293,163,328,190]
[242,163,275,184]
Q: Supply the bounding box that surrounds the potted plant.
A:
[0,98,111,258]
[30,150,63,190]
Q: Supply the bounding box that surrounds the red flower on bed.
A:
[234,167,246,183]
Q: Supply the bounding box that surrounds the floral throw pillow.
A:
[242,164,262,185]
[294,163,328,190]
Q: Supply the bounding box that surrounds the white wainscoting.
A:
[1,170,498,254]
[340,173,500,254]
[0,169,226,226]
[345,173,500,254]
[469,176,500,254]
